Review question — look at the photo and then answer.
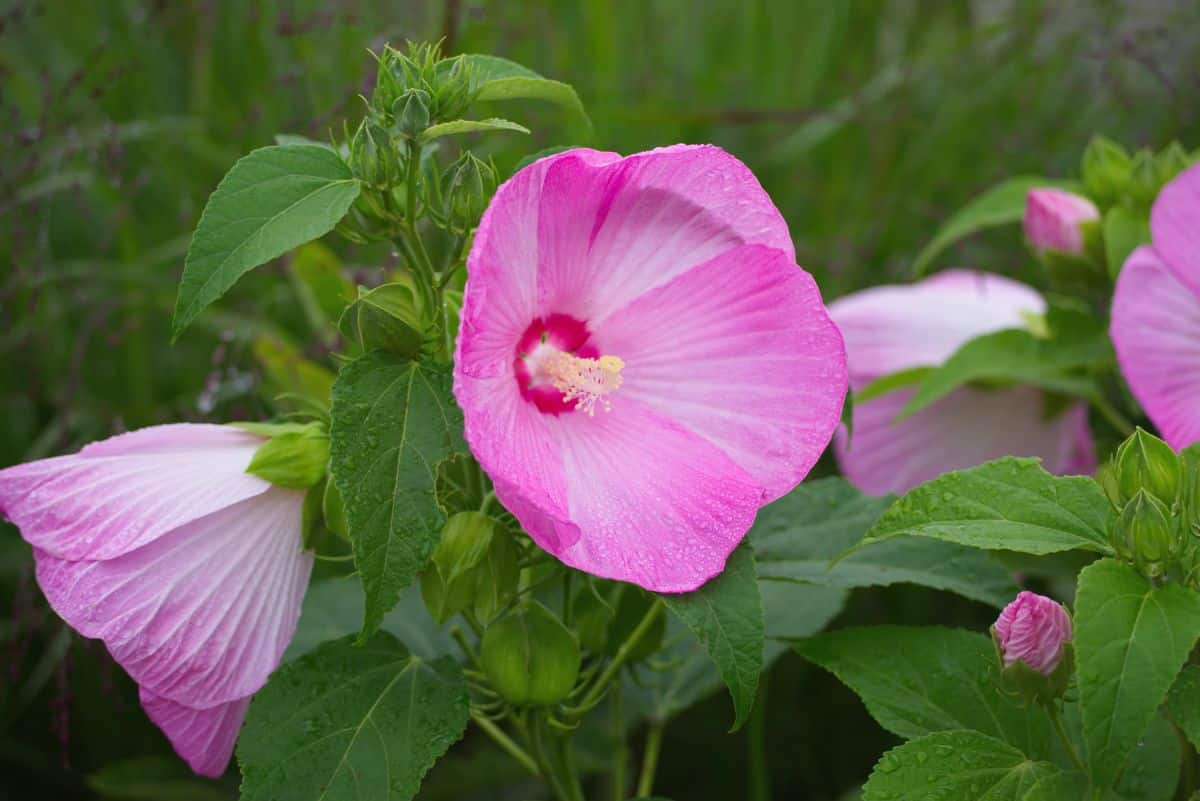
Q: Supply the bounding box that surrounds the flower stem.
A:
[570,600,664,718]
[471,711,540,778]
[636,720,665,797]
[1091,394,1135,437]
[611,683,626,801]
[1048,704,1085,774]
[748,674,771,801]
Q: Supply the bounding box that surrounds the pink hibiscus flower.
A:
[1110,163,1200,450]
[453,145,847,592]
[830,270,1095,495]
[993,590,1073,675]
[0,424,313,776]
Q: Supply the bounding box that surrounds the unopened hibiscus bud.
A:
[1024,188,1100,257]
[1113,490,1178,577]
[1114,427,1182,506]
[441,152,497,233]
[349,120,398,189]
[422,512,496,623]
[245,422,329,490]
[394,89,431,139]
[481,602,581,706]
[993,593,1074,707]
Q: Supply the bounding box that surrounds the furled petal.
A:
[0,424,270,561]
[34,487,312,707]
[828,269,1045,381]
[140,689,251,778]
[835,385,1093,495]
[534,145,796,324]
[1151,162,1200,297]
[1111,245,1200,450]
[593,244,846,501]
[547,398,763,592]
[458,148,620,380]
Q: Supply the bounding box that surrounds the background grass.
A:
[1,1,1198,799]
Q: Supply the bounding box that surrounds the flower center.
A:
[540,350,625,416]
[513,314,625,415]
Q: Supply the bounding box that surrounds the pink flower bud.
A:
[993,591,1072,674]
[1023,188,1100,256]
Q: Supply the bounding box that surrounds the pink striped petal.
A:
[1151,162,1200,298]
[593,244,846,501]
[0,424,270,561]
[140,689,251,778]
[1111,245,1200,450]
[836,386,1093,495]
[829,270,1045,382]
[34,487,312,707]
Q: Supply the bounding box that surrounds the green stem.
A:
[748,674,771,801]
[1091,394,1135,437]
[1048,704,1086,774]
[471,711,541,778]
[570,600,664,717]
[636,720,665,798]
[611,683,626,801]
[451,626,482,669]
[533,715,584,801]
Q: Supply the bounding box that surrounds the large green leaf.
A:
[913,175,1080,275]
[329,353,467,640]
[238,633,468,801]
[898,307,1112,419]
[798,626,1051,757]
[752,478,1017,607]
[660,544,763,731]
[1075,559,1200,789]
[862,458,1114,556]
[461,54,590,125]
[863,730,1061,801]
[173,144,360,338]
[1167,664,1200,751]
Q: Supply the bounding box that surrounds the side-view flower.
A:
[453,145,848,592]
[0,424,312,777]
[993,590,1072,675]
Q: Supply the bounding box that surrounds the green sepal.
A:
[245,422,330,489]
[481,601,581,707]
[301,478,326,551]
[321,477,350,542]
[1114,427,1183,507]
[994,639,1075,706]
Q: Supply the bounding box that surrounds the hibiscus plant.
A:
[4,40,1200,801]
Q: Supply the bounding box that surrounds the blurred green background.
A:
[2,1,1197,799]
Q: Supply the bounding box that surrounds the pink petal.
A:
[34,487,312,707]
[535,145,796,324]
[1151,162,1200,297]
[458,148,620,380]
[548,398,763,592]
[1111,245,1200,450]
[140,689,251,778]
[592,244,846,502]
[828,270,1045,382]
[836,385,1093,495]
[1023,188,1099,255]
[0,423,270,561]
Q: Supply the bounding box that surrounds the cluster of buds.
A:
[370,42,476,139]
[992,591,1073,704]
[1098,428,1200,583]
[421,511,521,626]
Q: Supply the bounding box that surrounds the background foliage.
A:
[2,1,1198,799]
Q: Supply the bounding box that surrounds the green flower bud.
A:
[395,89,431,139]
[422,512,496,623]
[1114,428,1183,506]
[470,527,521,625]
[337,282,424,357]
[1180,447,1200,538]
[481,602,581,706]
[244,422,329,489]
[1113,490,1178,576]
[1081,135,1132,208]
[432,55,476,121]
[349,121,398,188]
[322,478,350,542]
[1095,461,1122,509]
[441,153,498,233]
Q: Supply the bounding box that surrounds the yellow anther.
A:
[545,352,625,415]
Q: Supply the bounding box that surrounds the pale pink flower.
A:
[1024,188,1100,256]
[0,424,312,776]
[830,270,1095,495]
[993,591,1073,674]
[454,146,847,592]
[1110,163,1200,450]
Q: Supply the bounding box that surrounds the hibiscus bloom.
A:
[0,424,312,777]
[454,145,847,592]
[830,270,1095,495]
[1110,163,1200,450]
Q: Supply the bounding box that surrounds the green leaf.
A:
[337,283,425,357]
[1168,664,1200,751]
[238,633,469,801]
[863,730,1060,801]
[798,626,1051,756]
[173,145,361,338]
[419,117,530,143]
[660,544,764,731]
[1075,558,1200,789]
[329,353,467,640]
[87,756,228,801]
[288,241,356,331]
[513,145,577,174]
[1024,772,1087,801]
[898,307,1113,419]
[1109,713,1180,801]
[862,457,1114,556]
[854,366,933,403]
[253,335,336,409]
[1102,205,1151,280]
[461,54,590,126]
[913,176,1080,275]
[752,478,1017,607]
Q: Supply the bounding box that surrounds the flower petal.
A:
[34,487,312,707]
[593,244,846,501]
[836,385,1093,495]
[828,269,1045,382]
[0,424,270,561]
[140,689,250,778]
[1151,162,1200,297]
[535,145,795,324]
[548,398,763,592]
[1111,245,1200,450]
